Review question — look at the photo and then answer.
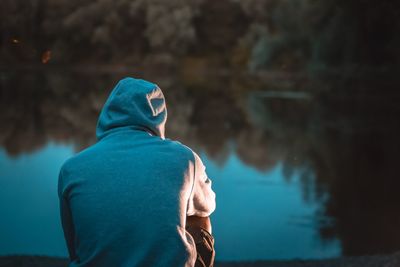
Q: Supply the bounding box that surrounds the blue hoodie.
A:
[58,78,216,267]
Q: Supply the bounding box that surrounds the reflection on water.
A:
[1,70,400,259]
[204,151,340,260]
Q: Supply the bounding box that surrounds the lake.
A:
[1,69,399,261]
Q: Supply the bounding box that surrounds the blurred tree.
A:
[1,0,399,68]
[1,0,48,63]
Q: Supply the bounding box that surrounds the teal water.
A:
[0,143,72,257]
[0,142,340,260]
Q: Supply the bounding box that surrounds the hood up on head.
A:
[96,77,167,140]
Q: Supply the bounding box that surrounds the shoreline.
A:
[1,253,399,267]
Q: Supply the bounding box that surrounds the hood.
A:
[96,77,167,140]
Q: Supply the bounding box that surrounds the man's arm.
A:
[186,152,216,266]
[60,196,78,261]
[186,153,216,218]
[58,169,78,262]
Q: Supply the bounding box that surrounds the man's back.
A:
[58,78,215,267]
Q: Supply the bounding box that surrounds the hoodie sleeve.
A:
[187,152,216,217]
[58,168,78,261]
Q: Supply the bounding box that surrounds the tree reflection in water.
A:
[1,70,400,256]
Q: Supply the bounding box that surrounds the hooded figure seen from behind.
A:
[58,78,216,267]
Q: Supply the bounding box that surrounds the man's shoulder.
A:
[164,140,206,174]
[162,138,197,161]
[59,144,99,175]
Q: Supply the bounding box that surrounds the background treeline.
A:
[1,0,399,70]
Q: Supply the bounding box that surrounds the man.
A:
[58,78,216,267]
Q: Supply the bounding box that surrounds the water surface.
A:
[1,70,399,260]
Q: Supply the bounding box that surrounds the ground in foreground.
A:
[1,253,400,267]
